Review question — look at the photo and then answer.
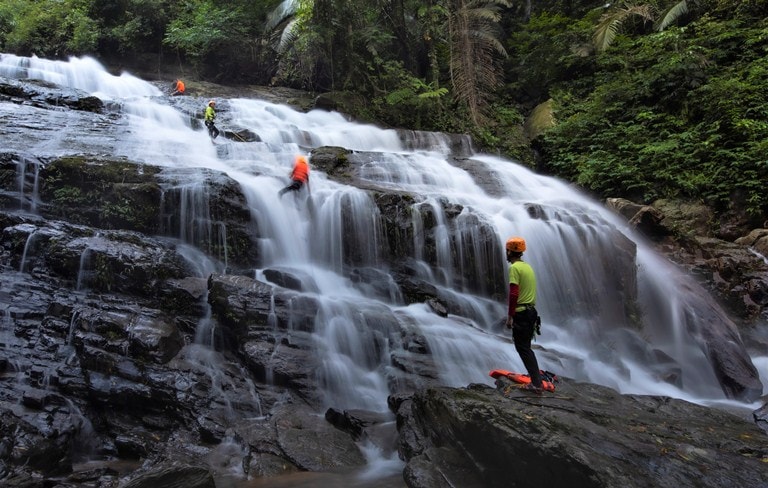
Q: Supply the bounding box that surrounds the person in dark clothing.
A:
[505,236,543,393]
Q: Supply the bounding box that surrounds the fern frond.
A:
[417,87,449,99]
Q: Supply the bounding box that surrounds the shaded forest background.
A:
[1,0,767,231]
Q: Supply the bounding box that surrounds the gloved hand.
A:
[505,316,514,329]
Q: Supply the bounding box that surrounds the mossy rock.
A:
[39,157,163,233]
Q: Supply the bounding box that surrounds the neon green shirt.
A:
[509,260,536,306]
[205,106,215,122]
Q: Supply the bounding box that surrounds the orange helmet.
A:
[506,237,526,253]
[295,155,307,165]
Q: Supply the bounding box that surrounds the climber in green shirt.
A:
[505,236,543,393]
[204,100,220,140]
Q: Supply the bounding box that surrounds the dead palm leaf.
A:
[449,0,511,124]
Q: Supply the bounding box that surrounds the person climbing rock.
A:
[204,100,220,140]
[278,155,310,197]
[171,79,185,96]
[505,236,544,394]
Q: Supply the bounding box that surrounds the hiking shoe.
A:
[520,383,543,395]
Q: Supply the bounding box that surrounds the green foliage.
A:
[1,0,765,223]
[95,0,174,54]
[52,186,86,206]
[101,199,137,223]
[163,0,245,58]
[0,1,22,48]
[348,60,450,130]
[504,11,596,102]
[385,72,448,106]
[593,3,653,53]
[540,15,768,218]
[1,0,99,56]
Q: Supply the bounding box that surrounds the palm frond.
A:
[593,5,653,53]
[658,0,689,31]
[276,18,299,54]
[448,0,510,123]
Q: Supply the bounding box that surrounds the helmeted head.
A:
[208,100,216,106]
[506,237,526,254]
[295,155,307,165]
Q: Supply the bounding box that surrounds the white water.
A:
[1,55,765,419]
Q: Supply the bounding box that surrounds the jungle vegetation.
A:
[0,0,766,226]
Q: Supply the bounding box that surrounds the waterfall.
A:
[17,224,38,272]
[0,53,159,99]
[1,53,763,417]
[15,155,42,212]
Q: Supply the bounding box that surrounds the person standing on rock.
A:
[505,236,544,393]
[171,79,185,96]
[204,100,220,140]
[278,155,310,197]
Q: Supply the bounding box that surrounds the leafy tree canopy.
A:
[0,0,766,222]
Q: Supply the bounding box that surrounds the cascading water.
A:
[2,53,766,475]
[15,155,42,212]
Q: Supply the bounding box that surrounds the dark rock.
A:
[349,266,404,303]
[393,380,768,488]
[273,404,366,471]
[223,128,261,142]
[208,273,319,336]
[425,298,447,317]
[121,463,216,488]
[662,234,768,323]
[325,408,399,465]
[241,334,322,405]
[0,79,104,113]
[754,402,768,435]
[157,167,258,270]
[38,157,163,233]
[309,146,353,178]
[652,198,715,237]
[736,228,768,257]
[263,267,316,292]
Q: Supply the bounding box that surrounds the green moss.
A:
[92,254,114,292]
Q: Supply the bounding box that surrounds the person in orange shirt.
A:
[171,79,185,96]
[278,155,310,197]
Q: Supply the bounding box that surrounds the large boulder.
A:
[392,378,768,488]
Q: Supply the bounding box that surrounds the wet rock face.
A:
[0,78,104,113]
[610,197,768,325]
[393,380,768,488]
[37,156,164,234]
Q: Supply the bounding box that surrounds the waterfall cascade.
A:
[1,54,765,427]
